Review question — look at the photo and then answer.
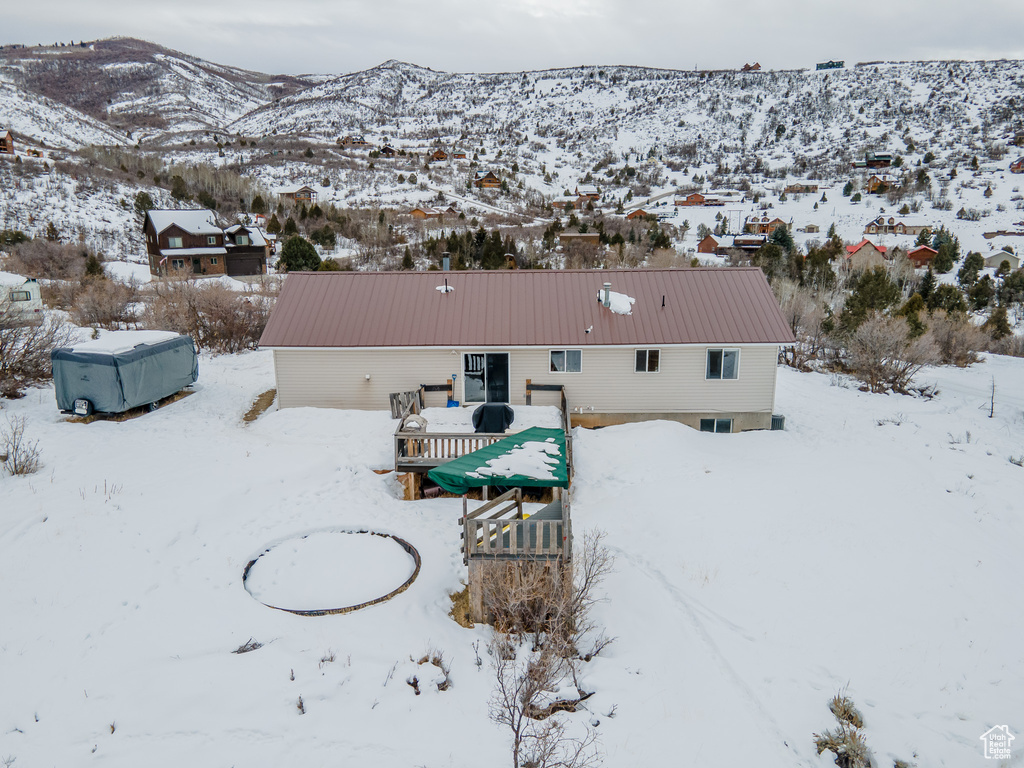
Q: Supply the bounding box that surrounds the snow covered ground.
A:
[0,351,1021,766]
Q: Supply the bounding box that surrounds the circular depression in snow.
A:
[243,530,420,616]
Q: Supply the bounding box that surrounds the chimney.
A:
[442,252,450,271]
[602,282,611,308]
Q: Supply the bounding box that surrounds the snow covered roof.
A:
[146,209,221,236]
[224,224,268,246]
[0,271,29,287]
[260,268,795,348]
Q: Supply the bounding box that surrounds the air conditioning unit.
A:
[770,414,786,431]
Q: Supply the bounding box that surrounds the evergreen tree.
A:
[984,305,1012,339]
[957,252,985,288]
[840,267,902,333]
[926,283,967,313]
[402,248,414,270]
[84,253,104,279]
[133,191,154,217]
[918,268,936,301]
[752,243,785,282]
[769,224,794,253]
[250,195,266,214]
[276,236,321,272]
[842,181,854,196]
[283,217,298,236]
[969,275,995,310]
[267,214,282,235]
[44,221,60,242]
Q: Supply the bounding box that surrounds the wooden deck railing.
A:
[460,488,571,563]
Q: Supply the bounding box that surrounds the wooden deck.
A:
[460,488,571,564]
[393,383,573,478]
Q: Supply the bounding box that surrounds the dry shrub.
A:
[927,310,987,366]
[829,693,864,729]
[776,280,831,370]
[0,307,76,398]
[1,415,42,475]
[814,725,871,768]
[144,278,273,353]
[5,240,92,281]
[847,314,940,393]
[990,332,1024,357]
[69,277,141,329]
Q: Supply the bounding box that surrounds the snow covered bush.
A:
[814,692,871,768]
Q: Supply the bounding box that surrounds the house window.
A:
[700,418,733,433]
[706,349,739,380]
[10,290,30,302]
[550,349,582,373]
[167,237,183,249]
[207,236,217,245]
[634,349,660,372]
[236,235,250,246]
[171,259,186,270]
[210,257,218,266]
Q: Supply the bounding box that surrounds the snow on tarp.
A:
[69,330,181,355]
[598,289,636,315]
[427,426,568,494]
[0,271,29,287]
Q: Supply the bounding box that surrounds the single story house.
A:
[258,269,795,432]
[0,128,13,155]
[698,234,767,255]
[675,192,725,207]
[985,251,1020,270]
[410,206,442,220]
[574,185,600,200]
[844,239,887,271]
[625,209,651,220]
[864,215,928,236]
[906,245,938,268]
[340,135,372,148]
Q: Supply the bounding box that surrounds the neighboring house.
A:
[258,269,795,432]
[1010,157,1024,174]
[696,234,765,255]
[816,60,844,71]
[906,245,938,268]
[452,151,467,160]
[984,251,1020,270]
[222,224,270,275]
[625,209,650,220]
[144,210,267,277]
[410,206,442,220]
[697,234,722,253]
[474,171,501,189]
[340,135,372,148]
[784,183,818,194]
[741,62,761,72]
[428,149,448,163]
[853,151,893,169]
[278,186,317,205]
[144,209,226,276]
[380,145,397,157]
[0,128,13,155]
[844,239,887,271]
[558,232,601,247]
[866,174,896,194]
[803,224,820,233]
[745,215,788,235]
[574,185,600,200]
[675,192,725,207]
[864,215,928,235]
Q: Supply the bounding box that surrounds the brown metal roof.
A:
[258,268,795,348]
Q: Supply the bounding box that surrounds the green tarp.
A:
[427,426,568,495]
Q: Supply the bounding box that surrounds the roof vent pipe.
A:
[602,282,611,308]
[442,252,450,271]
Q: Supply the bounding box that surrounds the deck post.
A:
[525,378,532,405]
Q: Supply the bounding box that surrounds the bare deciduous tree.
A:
[847,313,939,393]
[0,306,75,398]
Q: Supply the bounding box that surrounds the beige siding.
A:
[272,345,780,418]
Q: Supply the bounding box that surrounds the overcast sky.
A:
[3,0,1023,75]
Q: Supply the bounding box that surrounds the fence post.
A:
[525,378,532,405]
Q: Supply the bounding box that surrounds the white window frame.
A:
[699,418,733,433]
[706,348,739,380]
[236,235,250,246]
[634,348,660,373]
[549,349,582,374]
[210,257,218,266]
[171,258,186,270]
[207,235,217,245]
[10,290,30,302]
[167,236,183,249]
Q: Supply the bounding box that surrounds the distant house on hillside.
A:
[258,268,795,432]
[428,148,448,163]
[625,209,650,220]
[784,183,818,194]
[853,152,893,170]
[866,174,896,194]
[144,210,267,277]
[864,215,928,236]
[816,60,844,71]
[844,239,887,271]
[340,135,372,148]
[410,206,442,220]
[574,185,600,200]
[984,251,1020,270]
[1010,158,1024,174]
[675,192,725,207]
[741,62,761,72]
[558,232,601,247]
[474,171,501,189]
[906,245,938,268]
[278,185,317,205]
[451,150,467,160]
[0,128,13,155]
[698,234,766,255]
[745,215,788,235]
[379,145,397,157]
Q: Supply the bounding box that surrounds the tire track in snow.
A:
[613,547,814,765]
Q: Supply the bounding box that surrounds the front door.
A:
[463,353,510,403]
[192,257,202,274]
